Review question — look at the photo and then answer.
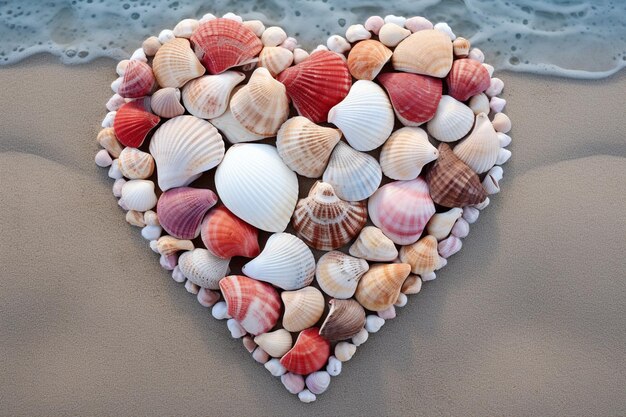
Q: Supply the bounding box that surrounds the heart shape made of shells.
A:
[95,12,512,403]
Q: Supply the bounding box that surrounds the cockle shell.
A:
[399,235,444,275]
[182,71,245,119]
[319,299,366,341]
[292,48,309,64]
[117,147,155,180]
[178,248,230,289]
[152,38,206,88]
[97,128,124,158]
[426,143,487,207]
[322,141,382,202]
[305,371,331,395]
[328,80,394,152]
[368,178,436,245]
[281,287,325,332]
[254,329,293,358]
[200,205,260,259]
[258,46,294,76]
[215,144,298,232]
[453,112,500,174]
[119,180,157,212]
[392,29,453,77]
[379,127,439,180]
[377,72,442,126]
[150,87,185,118]
[426,207,463,240]
[378,23,411,47]
[276,116,341,178]
[349,226,398,262]
[117,60,155,99]
[149,116,225,191]
[242,233,315,290]
[156,187,218,239]
[277,50,351,123]
[346,40,392,80]
[315,251,369,299]
[355,263,412,311]
[190,18,263,74]
[280,328,331,375]
[219,275,281,336]
[113,102,160,148]
[426,95,475,142]
[446,58,490,102]
[292,182,368,251]
[210,103,265,144]
[451,217,470,238]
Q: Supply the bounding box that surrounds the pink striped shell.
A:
[446,58,491,102]
[156,187,218,239]
[117,60,155,99]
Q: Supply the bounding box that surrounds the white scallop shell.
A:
[210,102,265,144]
[181,72,245,119]
[150,87,185,118]
[178,248,230,290]
[426,95,475,142]
[316,251,369,299]
[453,112,500,174]
[119,180,157,212]
[258,46,294,77]
[379,127,439,180]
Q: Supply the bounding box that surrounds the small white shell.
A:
[483,166,504,194]
[438,235,463,258]
[395,293,408,307]
[252,347,270,364]
[158,29,175,44]
[463,206,480,223]
[497,148,512,165]
[173,18,199,38]
[102,110,116,128]
[426,95,474,142]
[498,132,512,147]
[211,301,230,320]
[384,15,406,26]
[150,87,185,118]
[242,20,265,37]
[293,48,310,65]
[378,305,396,319]
[426,208,464,240]
[261,26,287,47]
[492,113,512,133]
[490,97,507,113]
[365,315,385,333]
[221,12,243,23]
[351,328,369,346]
[182,72,245,119]
[119,180,157,212]
[486,77,504,97]
[254,329,293,358]
[345,24,371,43]
[298,389,316,403]
[405,16,433,32]
[95,149,113,167]
[434,22,456,39]
[199,13,216,23]
[178,248,230,289]
[141,225,161,241]
[264,358,287,377]
[118,147,155,180]
[453,112,500,174]
[422,271,436,282]
[349,226,398,262]
[378,23,411,47]
[227,318,246,338]
[468,47,485,63]
[305,371,331,395]
[451,217,470,238]
[184,280,199,294]
[327,35,351,54]
[106,93,125,111]
[379,127,439,180]
[482,63,495,77]
[280,37,298,51]
[364,16,385,35]
[335,342,356,362]
[281,373,305,394]
[326,356,342,376]
[469,93,490,115]
[112,178,126,198]
[130,48,147,62]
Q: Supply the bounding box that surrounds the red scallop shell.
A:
[190,18,263,74]
[280,328,331,375]
[377,72,442,126]
[446,58,491,102]
[201,205,260,259]
[277,51,352,123]
[113,101,160,148]
[118,60,155,99]
[157,187,218,240]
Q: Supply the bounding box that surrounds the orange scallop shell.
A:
[201,205,260,259]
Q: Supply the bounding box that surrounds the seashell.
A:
[349,226,398,262]
[106,93,125,111]
[490,96,507,113]
[218,275,281,335]
[117,60,155,99]
[281,372,304,394]
[346,40,392,80]
[492,112,511,133]
[265,358,287,376]
[368,178,436,245]
[142,36,161,56]
[496,148,512,165]
[453,112,500,174]
[312,44,329,54]
[200,205,260,259]
[326,35,351,54]
[352,327,369,346]
[483,166,503,195]
[399,235,444,275]
[468,47,485,63]
[355,263,411,311]
[181,71,244,119]
[319,299,366,341]
[401,274,423,295]
[199,13,216,23]
[277,50,351,123]
[405,16,433,32]
[322,141,382,202]
[281,287,325,332]
[292,182,368,251]
[197,287,220,307]
[469,93,490,115]
[326,356,342,376]
[261,26,287,47]
[395,292,408,307]
[150,87,184,118]
[365,314,385,333]
[222,12,242,23]
[422,271,437,282]
[334,342,356,362]
[178,248,230,289]
[227,318,246,338]
[118,147,155,180]
[378,23,411,47]
[210,103,265,144]
[254,329,293,358]
[242,233,315,290]
[102,110,116,128]
[243,335,258,353]
[392,29,453,77]
[446,58,491,102]
[276,116,341,178]
[278,37,297,51]
[434,22,456,40]
[254,347,272,363]
[156,235,194,257]
[280,328,331,375]
[157,187,218,239]
[191,18,262,74]
[152,38,205,88]
[120,180,157,212]
[364,15,385,35]
[125,210,145,227]
[95,149,113,167]
[379,127,439,180]
[143,210,159,226]
[384,14,406,26]
[451,217,470,239]
[292,48,309,64]
[116,60,129,77]
[345,24,371,43]
[483,63,495,77]
[149,115,225,191]
[328,80,394,152]
[377,72,442,126]
[426,207,463,240]
[485,77,504,97]
[112,102,160,148]
[305,371,331,395]
[438,235,463,258]
[453,37,470,57]
[211,301,230,320]
[426,95,475,142]
[316,251,369,299]
[426,143,487,208]
[130,47,147,62]
[258,46,293,77]
[108,159,122,180]
[112,178,126,198]
[141,225,161,241]
[158,29,175,44]
[230,67,289,137]
[378,305,396,319]
[173,18,199,38]
[215,144,298,232]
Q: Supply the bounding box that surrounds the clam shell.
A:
[469,93,490,115]
[316,251,369,299]
[281,287,325,332]
[254,329,293,358]
[401,274,423,295]
[426,95,475,143]
[335,341,356,362]
[113,102,160,148]
[355,263,411,311]
[280,328,331,375]
[281,372,305,394]
[446,58,490,102]
[178,248,230,289]
[149,115,225,191]
[426,207,464,240]
[453,112,500,174]
[379,127,439,180]
[379,23,411,47]
[392,29,453,77]
[150,87,185,118]
[181,71,245,119]
[305,371,331,395]
[200,205,260,259]
[399,235,443,275]
[210,102,265,144]
[142,36,161,56]
[155,235,194,257]
[152,38,205,88]
[119,180,157,212]
[346,40,392,80]
[378,72,442,126]
[97,128,124,158]
[348,226,398,262]
[117,60,155,99]
[319,299,366,341]
[156,187,218,239]
[118,147,155,180]
[258,46,294,76]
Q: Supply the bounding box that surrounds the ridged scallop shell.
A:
[117,60,155,98]
[178,248,230,289]
[399,235,443,275]
[277,50,352,123]
[453,112,500,174]
[446,58,491,102]
[190,18,263,74]
[280,328,331,375]
[254,329,293,358]
[149,115,225,191]
[150,87,185,118]
[281,287,325,332]
[379,127,439,180]
[219,275,281,335]
[355,263,412,311]
[210,103,265,144]
[368,178,436,245]
[276,117,341,178]
[214,144,298,232]
[156,187,218,239]
[316,251,369,299]
[113,102,160,148]
[119,180,157,212]
[346,40,392,80]
[392,29,453,77]
[152,38,206,88]
[181,71,245,119]
[426,95,475,142]
[322,141,382,202]
[319,299,366,341]
[377,72,442,126]
[258,46,294,76]
[200,205,260,259]
[292,182,367,251]
[242,233,315,290]
[118,147,155,180]
[328,80,394,152]
[348,226,398,262]
[426,207,463,240]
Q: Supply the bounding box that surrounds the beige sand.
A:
[1,55,625,416]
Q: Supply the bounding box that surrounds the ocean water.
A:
[0,0,624,78]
